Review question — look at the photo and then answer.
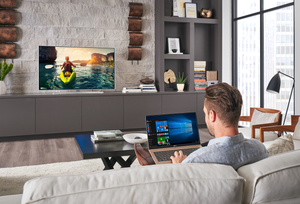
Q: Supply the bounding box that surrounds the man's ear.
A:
[209,110,217,122]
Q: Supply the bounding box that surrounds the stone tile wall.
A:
[5,0,155,93]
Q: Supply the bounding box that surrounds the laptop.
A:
[146,112,202,164]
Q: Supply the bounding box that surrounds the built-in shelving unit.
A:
[155,0,222,92]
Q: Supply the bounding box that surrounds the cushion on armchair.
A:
[240,109,278,141]
[250,109,278,132]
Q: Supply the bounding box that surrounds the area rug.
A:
[0,157,141,196]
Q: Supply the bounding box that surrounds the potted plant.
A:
[0,60,14,94]
[176,72,187,92]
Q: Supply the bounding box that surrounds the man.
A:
[60,56,76,76]
[170,82,269,170]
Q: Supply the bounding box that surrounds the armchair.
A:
[239,107,282,142]
[260,115,300,150]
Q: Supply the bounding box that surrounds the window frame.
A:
[232,0,295,110]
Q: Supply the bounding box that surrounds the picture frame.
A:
[176,0,192,17]
[185,3,197,18]
[167,37,182,54]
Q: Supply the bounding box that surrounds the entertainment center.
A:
[0,92,205,137]
[0,0,222,138]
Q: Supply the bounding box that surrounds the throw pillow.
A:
[267,134,294,156]
[250,109,279,137]
[293,117,300,140]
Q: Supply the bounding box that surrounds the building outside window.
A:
[233,0,294,125]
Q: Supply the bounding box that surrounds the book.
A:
[90,135,124,143]
[94,130,124,139]
[122,87,142,93]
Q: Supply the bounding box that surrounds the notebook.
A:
[146,112,202,164]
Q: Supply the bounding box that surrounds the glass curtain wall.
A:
[233,0,294,125]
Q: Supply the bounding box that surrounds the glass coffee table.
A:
[75,134,144,170]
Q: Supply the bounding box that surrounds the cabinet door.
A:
[197,93,205,125]
[161,94,197,114]
[36,97,81,134]
[82,96,123,131]
[0,98,35,137]
[124,95,161,129]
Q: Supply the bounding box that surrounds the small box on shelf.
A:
[206,71,217,81]
[207,80,218,86]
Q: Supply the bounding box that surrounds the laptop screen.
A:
[146,112,200,149]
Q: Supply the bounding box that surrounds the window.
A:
[233,1,294,125]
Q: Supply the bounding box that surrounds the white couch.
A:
[1,150,300,204]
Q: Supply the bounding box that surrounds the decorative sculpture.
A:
[200,9,212,18]
[128,2,143,64]
[164,69,176,84]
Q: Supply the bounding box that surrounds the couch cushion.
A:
[267,134,294,156]
[264,138,300,150]
[22,163,244,204]
[237,150,300,204]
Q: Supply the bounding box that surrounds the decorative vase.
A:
[177,84,184,92]
[0,81,6,94]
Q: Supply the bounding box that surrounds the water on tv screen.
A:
[39,46,115,90]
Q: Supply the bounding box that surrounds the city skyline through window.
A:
[233,0,294,125]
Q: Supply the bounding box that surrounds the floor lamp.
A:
[266,71,294,125]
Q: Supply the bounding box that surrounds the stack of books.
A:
[194,61,207,91]
[91,130,124,143]
[139,84,157,92]
[122,87,142,93]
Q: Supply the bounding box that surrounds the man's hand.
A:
[170,150,187,163]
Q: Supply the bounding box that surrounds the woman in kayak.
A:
[60,56,76,77]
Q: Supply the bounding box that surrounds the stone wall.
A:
[5,0,155,93]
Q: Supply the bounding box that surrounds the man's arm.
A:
[170,150,187,163]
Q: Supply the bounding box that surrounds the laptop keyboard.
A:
[154,148,199,162]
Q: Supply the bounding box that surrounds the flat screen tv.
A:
[39,46,115,90]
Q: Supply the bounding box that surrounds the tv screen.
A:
[39,46,115,90]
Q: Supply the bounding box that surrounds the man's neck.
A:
[214,126,239,138]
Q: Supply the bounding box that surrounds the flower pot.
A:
[0,81,6,94]
[177,84,184,92]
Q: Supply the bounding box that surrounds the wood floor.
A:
[0,137,83,168]
[0,128,213,168]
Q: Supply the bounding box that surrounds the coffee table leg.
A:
[126,155,136,166]
[102,155,137,170]
[102,157,117,170]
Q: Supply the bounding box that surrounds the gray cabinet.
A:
[36,97,81,134]
[124,95,161,129]
[162,94,197,114]
[0,98,35,137]
[82,96,123,131]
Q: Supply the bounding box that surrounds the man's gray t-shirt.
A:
[182,133,269,170]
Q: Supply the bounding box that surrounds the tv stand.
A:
[0,92,205,138]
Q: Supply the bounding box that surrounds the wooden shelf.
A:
[164,54,191,59]
[164,16,218,24]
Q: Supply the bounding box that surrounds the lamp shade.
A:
[266,73,281,94]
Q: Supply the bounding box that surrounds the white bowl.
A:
[123,133,148,144]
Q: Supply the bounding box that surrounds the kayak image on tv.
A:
[39,46,115,90]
